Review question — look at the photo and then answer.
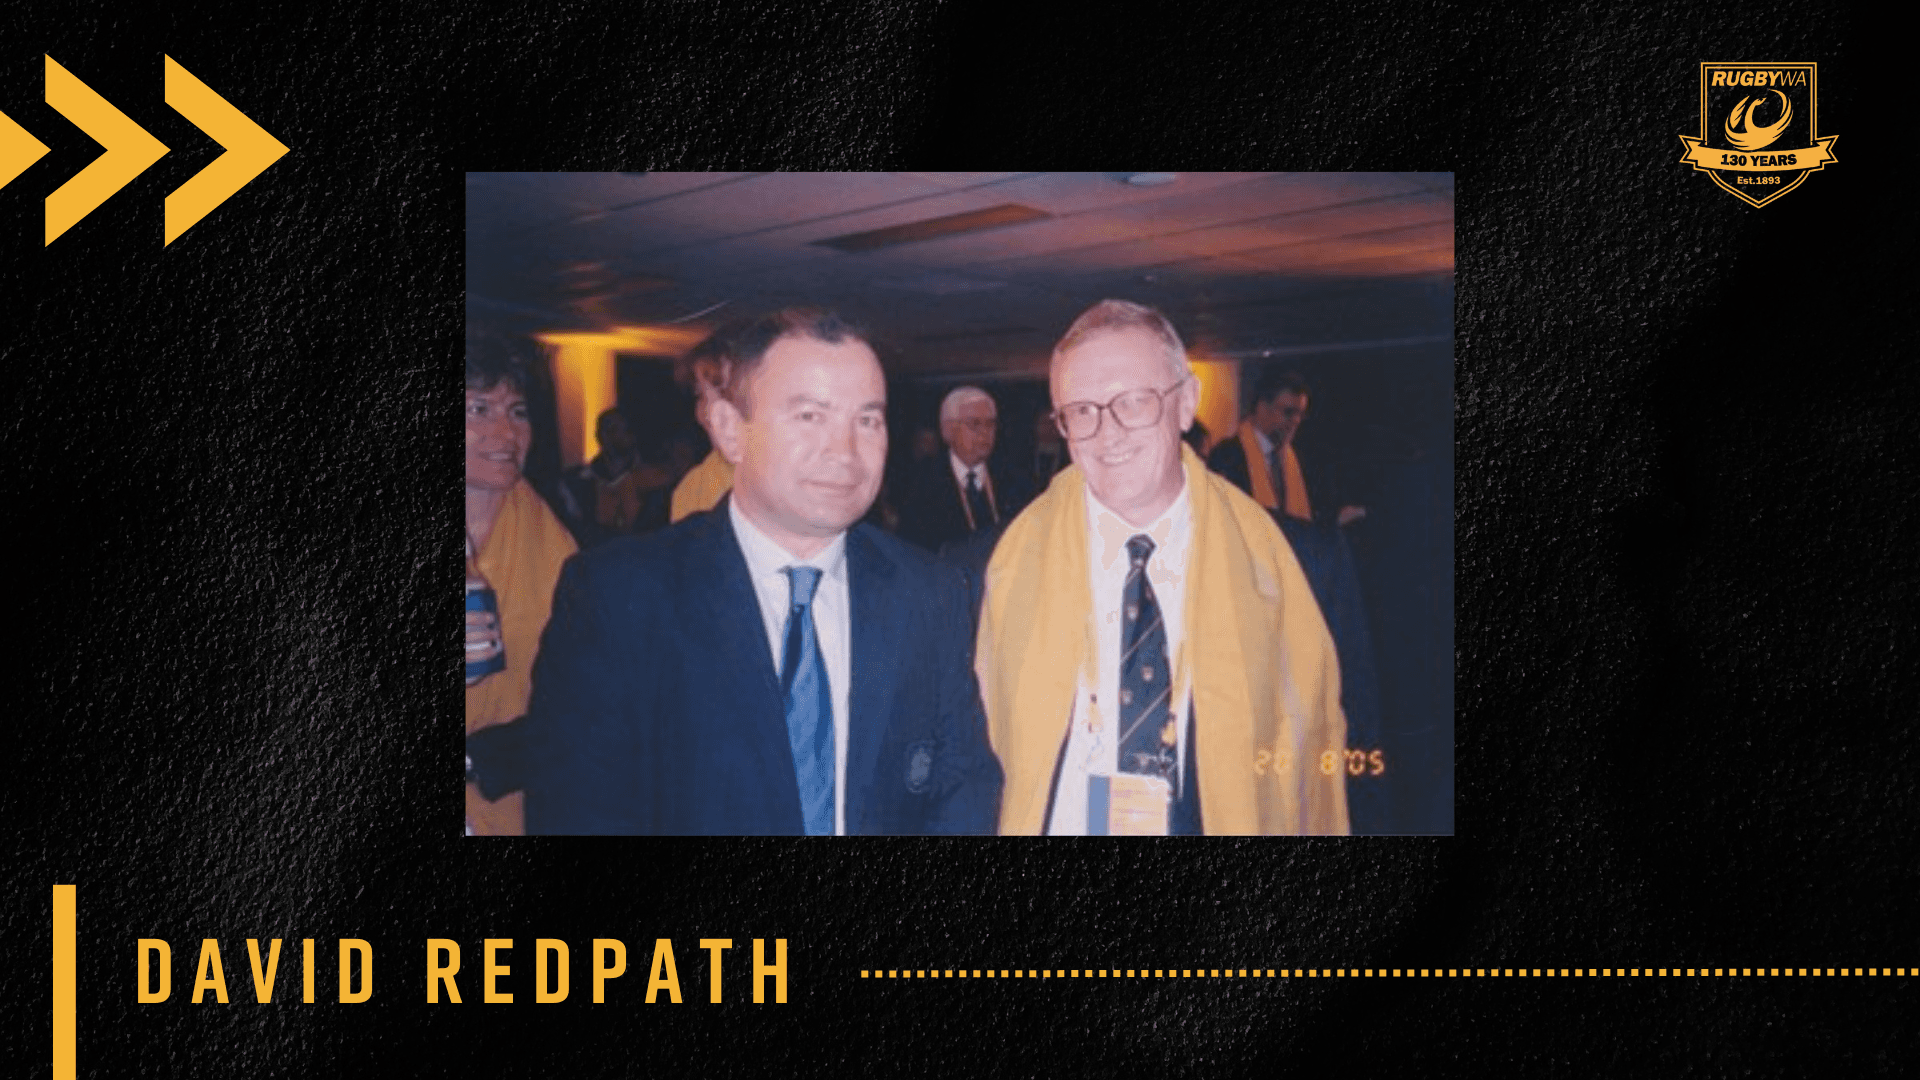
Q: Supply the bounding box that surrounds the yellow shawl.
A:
[976,445,1348,835]
[466,480,577,835]
[1238,419,1312,521]
[670,448,734,523]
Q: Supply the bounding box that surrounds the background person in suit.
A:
[1207,369,1365,527]
[524,308,1002,835]
[898,386,1032,552]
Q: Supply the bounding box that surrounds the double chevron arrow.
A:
[0,56,287,245]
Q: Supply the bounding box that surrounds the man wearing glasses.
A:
[898,386,1032,552]
[974,300,1348,835]
[1206,368,1367,527]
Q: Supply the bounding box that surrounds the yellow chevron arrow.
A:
[164,56,287,245]
[0,108,50,191]
[44,56,170,245]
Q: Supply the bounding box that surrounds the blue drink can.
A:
[466,583,506,680]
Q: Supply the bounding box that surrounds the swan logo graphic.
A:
[1679,62,1837,207]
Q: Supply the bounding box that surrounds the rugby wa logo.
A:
[1678,62,1837,207]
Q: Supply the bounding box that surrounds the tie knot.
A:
[1126,534,1155,568]
[785,565,823,608]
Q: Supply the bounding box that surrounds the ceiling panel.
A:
[978,171,1271,216]
[566,172,941,253]
[465,172,1454,376]
[984,235,1233,277]
[883,174,1439,274]
[1068,172,1430,235]
[897,172,1034,189]
[738,190,1023,251]
[1222,222,1456,275]
[1153,194,1453,261]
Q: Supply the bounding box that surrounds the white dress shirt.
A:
[1045,477,1194,835]
[728,499,853,836]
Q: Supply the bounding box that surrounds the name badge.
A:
[1088,773,1171,836]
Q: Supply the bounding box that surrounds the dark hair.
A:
[595,408,628,440]
[1253,368,1309,406]
[681,321,742,398]
[722,307,871,415]
[465,328,538,395]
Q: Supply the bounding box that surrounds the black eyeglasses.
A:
[1052,378,1190,442]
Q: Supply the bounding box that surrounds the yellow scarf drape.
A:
[1237,419,1312,521]
[670,449,734,523]
[975,446,1348,835]
[466,480,577,835]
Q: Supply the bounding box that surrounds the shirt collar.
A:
[949,449,984,486]
[1252,425,1274,456]
[1084,471,1192,573]
[729,497,848,585]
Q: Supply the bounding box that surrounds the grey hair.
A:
[939,385,996,427]
[1051,299,1190,384]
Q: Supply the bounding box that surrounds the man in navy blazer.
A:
[523,308,1002,835]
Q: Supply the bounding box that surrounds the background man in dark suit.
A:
[524,308,1002,835]
[1207,369,1366,527]
[898,385,1032,552]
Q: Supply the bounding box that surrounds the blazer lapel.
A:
[844,526,901,832]
[698,500,803,828]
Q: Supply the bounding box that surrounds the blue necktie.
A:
[781,566,835,835]
[1118,535,1176,785]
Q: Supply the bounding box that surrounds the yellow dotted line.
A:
[859,967,1910,979]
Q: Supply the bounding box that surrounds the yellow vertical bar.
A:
[1187,358,1240,449]
[54,884,76,1080]
[538,337,621,468]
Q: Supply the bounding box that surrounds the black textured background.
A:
[3,1,1914,1075]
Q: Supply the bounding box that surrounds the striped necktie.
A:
[781,566,835,835]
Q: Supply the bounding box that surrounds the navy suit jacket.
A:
[936,520,1008,633]
[522,499,1003,835]
[1272,513,1385,834]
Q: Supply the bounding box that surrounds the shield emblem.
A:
[1678,62,1837,208]
[904,741,935,795]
